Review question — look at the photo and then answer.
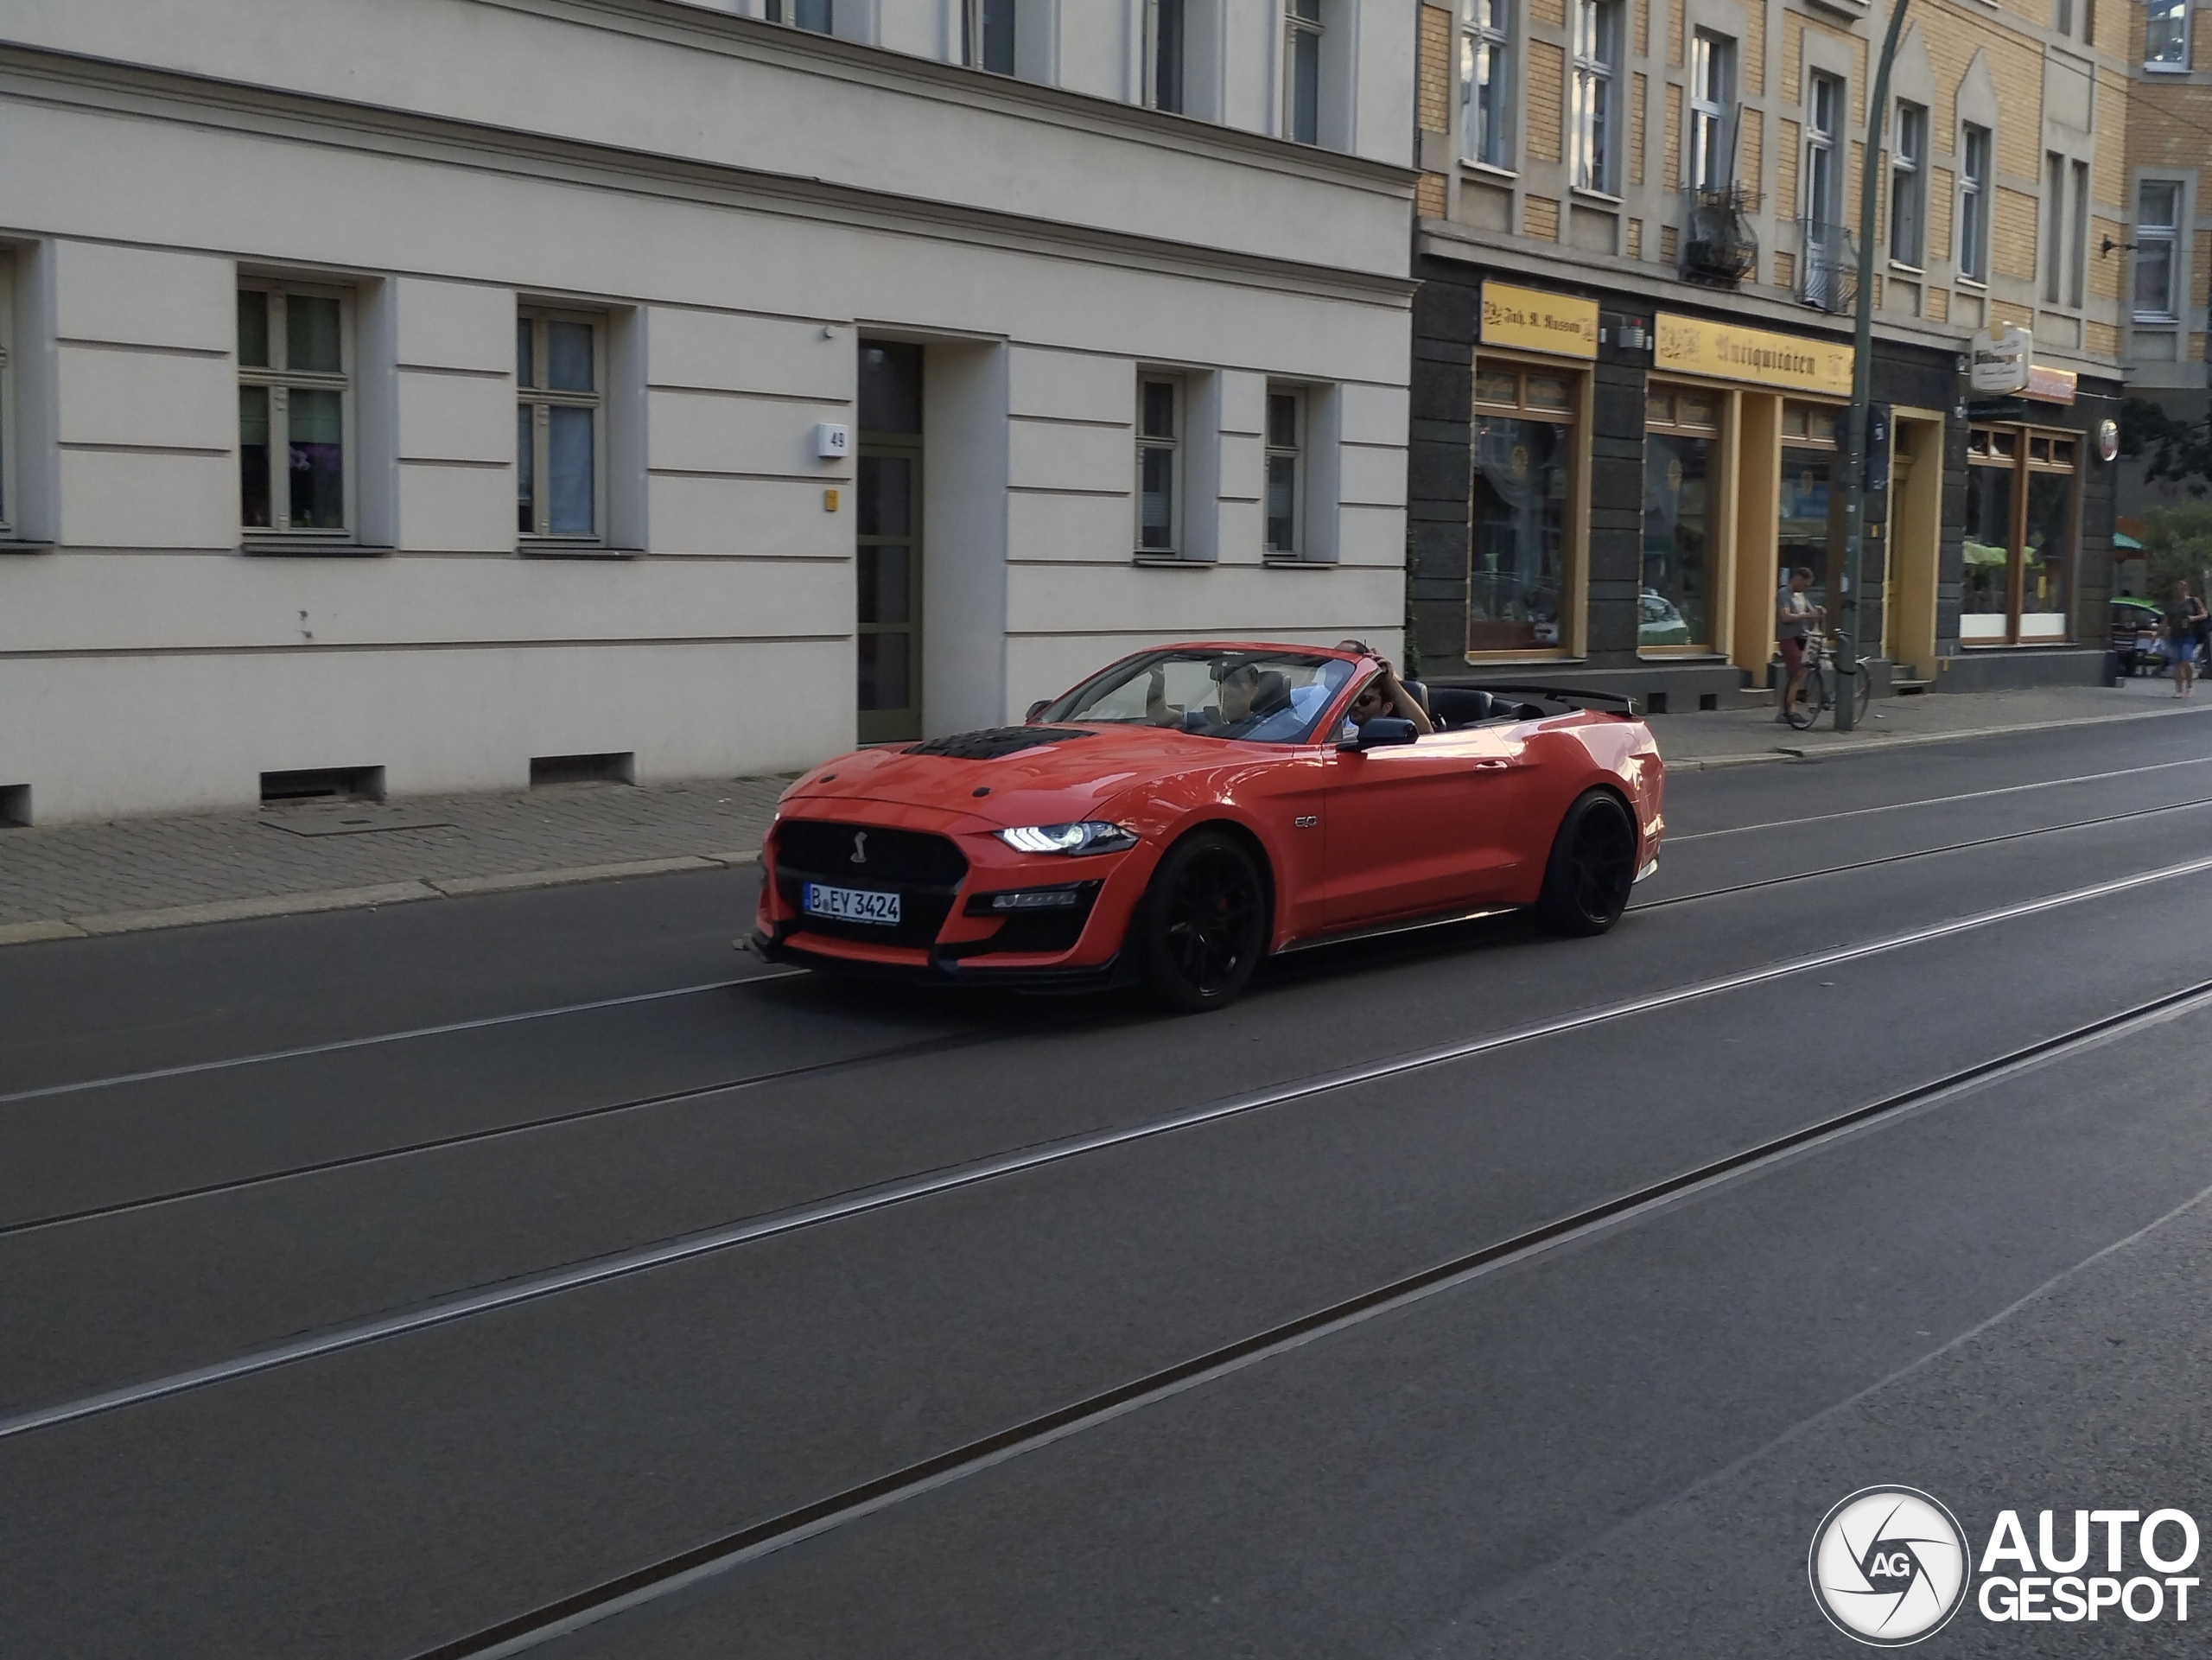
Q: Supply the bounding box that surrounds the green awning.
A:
[2113,531,2143,550]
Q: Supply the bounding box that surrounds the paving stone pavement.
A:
[2,680,2206,944]
[0,773,791,939]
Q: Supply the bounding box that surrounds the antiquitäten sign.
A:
[1653,313,1853,396]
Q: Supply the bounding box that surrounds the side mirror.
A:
[1338,716,1418,752]
[1026,699,1052,722]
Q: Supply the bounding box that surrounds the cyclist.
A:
[1777,567,1825,724]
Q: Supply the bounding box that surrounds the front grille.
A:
[774,818,968,949]
[775,820,967,886]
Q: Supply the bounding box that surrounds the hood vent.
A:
[904,726,1094,760]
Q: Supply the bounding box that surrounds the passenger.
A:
[1335,640,1435,735]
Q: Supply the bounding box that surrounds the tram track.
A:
[10,847,2212,1446]
[410,972,2212,1658]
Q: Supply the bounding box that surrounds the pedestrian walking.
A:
[2164,580,2204,696]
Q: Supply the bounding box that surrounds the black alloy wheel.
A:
[1138,830,1268,1012]
[1535,789,1638,936]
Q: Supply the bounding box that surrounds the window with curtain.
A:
[518,310,602,542]
[1461,0,1512,169]
[238,282,350,537]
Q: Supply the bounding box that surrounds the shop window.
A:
[518,309,604,544]
[1135,375,1183,555]
[1461,0,1514,169]
[1778,399,1845,621]
[238,280,352,539]
[1964,424,2075,645]
[1469,363,1578,657]
[1642,386,1720,652]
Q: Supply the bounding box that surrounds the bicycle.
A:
[1781,631,1872,730]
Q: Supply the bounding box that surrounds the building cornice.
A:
[493,0,1421,195]
[0,47,1419,308]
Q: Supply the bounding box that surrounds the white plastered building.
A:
[0,0,1416,823]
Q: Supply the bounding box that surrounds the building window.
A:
[1143,0,1185,110]
[1963,425,2077,644]
[1890,102,1927,266]
[2136,181,2182,318]
[1285,0,1323,144]
[1688,32,1733,192]
[1571,0,1620,194]
[1471,365,1577,656]
[0,261,12,537]
[1959,124,1991,283]
[2069,160,2089,308]
[1136,376,1182,554]
[2146,0,2190,65]
[1264,387,1305,556]
[518,310,602,542]
[768,0,834,30]
[2044,153,2066,303]
[965,0,1014,73]
[1462,0,1513,169]
[238,281,350,537]
[1642,385,1720,652]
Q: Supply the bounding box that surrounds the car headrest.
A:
[1400,678,1431,715]
[1427,687,1496,728]
[1249,671,1293,715]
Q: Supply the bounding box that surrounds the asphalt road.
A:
[6,710,2212,1658]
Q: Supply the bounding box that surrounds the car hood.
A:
[779,723,1293,828]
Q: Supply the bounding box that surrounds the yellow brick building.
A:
[1408,0,2158,703]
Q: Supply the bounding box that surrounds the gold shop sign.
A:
[1653,313,1853,396]
[1481,283,1599,359]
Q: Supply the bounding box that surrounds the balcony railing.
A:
[1797,220,1858,315]
[1679,184,1760,287]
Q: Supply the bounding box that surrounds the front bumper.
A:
[750,924,1135,991]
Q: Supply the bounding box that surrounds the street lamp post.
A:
[1835,0,1913,731]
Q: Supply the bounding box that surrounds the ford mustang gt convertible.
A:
[751,642,1665,1011]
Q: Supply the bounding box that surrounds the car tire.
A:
[1535,789,1637,937]
[1135,830,1268,1013]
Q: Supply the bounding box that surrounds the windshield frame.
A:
[1036,647,1359,747]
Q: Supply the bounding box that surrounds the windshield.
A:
[1039,649,1357,745]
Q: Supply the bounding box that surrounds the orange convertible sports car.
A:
[752,642,1666,1010]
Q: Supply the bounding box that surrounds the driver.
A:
[1336,641,1435,736]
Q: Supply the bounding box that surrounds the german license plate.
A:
[804,883,901,925]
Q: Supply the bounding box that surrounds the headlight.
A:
[996,821,1139,855]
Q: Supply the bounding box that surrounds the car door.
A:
[1319,723,1539,929]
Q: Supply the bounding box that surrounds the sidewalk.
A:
[3,681,2207,945]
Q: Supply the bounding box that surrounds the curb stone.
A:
[2,850,764,950]
[1662,701,2212,773]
